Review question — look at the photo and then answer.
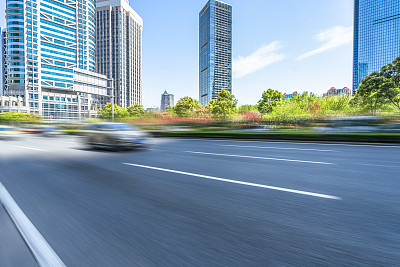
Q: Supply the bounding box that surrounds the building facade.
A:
[160,91,174,112]
[96,0,143,108]
[199,0,232,106]
[323,87,351,97]
[353,0,400,93]
[1,28,7,96]
[283,91,298,99]
[0,96,28,113]
[5,0,110,119]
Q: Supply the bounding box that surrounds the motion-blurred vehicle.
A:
[378,124,400,133]
[84,123,150,150]
[232,125,273,132]
[315,116,382,133]
[0,125,22,140]
[39,126,64,137]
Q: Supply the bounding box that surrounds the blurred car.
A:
[315,116,382,133]
[20,125,44,134]
[84,123,150,150]
[378,124,400,133]
[39,126,64,137]
[0,125,22,140]
[231,125,273,132]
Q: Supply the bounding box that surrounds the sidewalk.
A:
[0,204,38,267]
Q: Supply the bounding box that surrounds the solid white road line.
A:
[123,163,341,200]
[0,183,65,267]
[15,146,47,152]
[221,144,337,152]
[185,151,335,165]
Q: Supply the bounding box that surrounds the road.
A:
[0,135,400,266]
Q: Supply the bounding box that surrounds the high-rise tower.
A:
[96,0,143,108]
[353,0,400,93]
[5,0,110,119]
[199,0,232,106]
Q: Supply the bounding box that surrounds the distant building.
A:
[323,87,351,97]
[146,107,159,113]
[353,1,400,94]
[161,91,174,112]
[283,91,298,99]
[199,0,232,106]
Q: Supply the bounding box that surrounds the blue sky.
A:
[0,0,354,108]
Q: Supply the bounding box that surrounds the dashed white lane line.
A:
[0,183,65,267]
[221,144,337,152]
[123,163,341,200]
[360,163,399,168]
[15,146,47,152]
[185,151,335,165]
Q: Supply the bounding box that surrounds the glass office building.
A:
[353,0,400,93]
[199,0,232,106]
[5,0,110,119]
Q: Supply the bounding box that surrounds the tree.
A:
[98,103,128,119]
[207,90,238,119]
[174,96,202,117]
[380,56,400,87]
[356,73,396,113]
[257,89,282,114]
[377,57,400,110]
[238,104,257,114]
[127,104,146,118]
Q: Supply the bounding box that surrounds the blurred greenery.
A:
[0,112,42,124]
[94,56,400,125]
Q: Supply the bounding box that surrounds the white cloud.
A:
[297,26,353,61]
[233,41,285,79]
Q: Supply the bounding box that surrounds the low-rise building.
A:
[0,96,28,113]
[323,87,351,97]
[283,91,298,99]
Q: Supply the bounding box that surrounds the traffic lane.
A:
[2,137,399,201]
[1,154,399,266]
[154,138,400,166]
[0,204,38,267]
[115,145,399,203]
[3,137,398,204]
[2,138,400,264]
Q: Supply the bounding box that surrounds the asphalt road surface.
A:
[0,135,400,266]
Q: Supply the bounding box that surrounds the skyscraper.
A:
[353,0,400,93]
[199,0,232,106]
[5,0,110,119]
[1,28,7,96]
[161,91,174,112]
[96,0,143,108]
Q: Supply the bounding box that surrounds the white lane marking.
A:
[180,139,400,148]
[123,163,341,200]
[360,163,399,168]
[185,151,335,165]
[0,183,65,267]
[221,144,337,152]
[15,146,47,152]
